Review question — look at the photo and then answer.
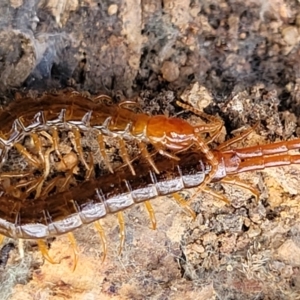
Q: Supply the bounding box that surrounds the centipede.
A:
[0,90,300,269]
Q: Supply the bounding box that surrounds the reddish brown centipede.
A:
[1,90,300,269]
[0,90,222,178]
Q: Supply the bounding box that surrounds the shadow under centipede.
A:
[0,243,15,268]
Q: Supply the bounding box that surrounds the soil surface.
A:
[1,0,300,299]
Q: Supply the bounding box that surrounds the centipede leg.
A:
[52,126,67,167]
[138,142,160,174]
[31,133,45,167]
[67,232,79,272]
[196,137,219,187]
[221,176,260,202]
[58,170,74,193]
[97,132,114,173]
[0,234,4,247]
[144,201,157,229]
[72,127,90,171]
[172,193,196,219]
[200,186,231,204]
[94,221,107,262]
[117,212,125,255]
[117,137,136,176]
[14,143,40,168]
[85,153,94,180]
[37,239,57,264]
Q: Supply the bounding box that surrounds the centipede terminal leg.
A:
[117,212,125,255]
[37,239,58,264]
[94,221,107,263]
[144,201,157,230]
[67,232,79,272]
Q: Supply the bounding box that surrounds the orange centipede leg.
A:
[97,132,114,173]
[117,137,136,176]
[67,232,79,272]
[138,142,160,174]
[200,186,231,204]
[94,221,107,263]
[31,133,45,166]
[37,239,58,264]
[172,193,196,220]
[0,234,4,246]
[14,143,40,168]
[0,172,31,179]
[144,201,157,230]
[52,126,67,168]
[72,127,90,171]
[220,176,260,202]
[117,212,125,255]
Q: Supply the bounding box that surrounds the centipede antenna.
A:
[172,193,196,220]
[117,212,125,255]
[144,201,157,230]
[221,176,260,202]
[216,124,257,151]
[94,221,107,263]
[176,100,223,134]
[67,232,79,272]
[37,239,57,264]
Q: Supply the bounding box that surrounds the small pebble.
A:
[161,61,180,82]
